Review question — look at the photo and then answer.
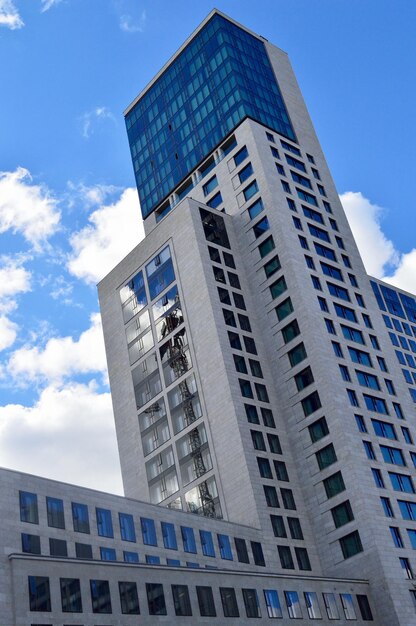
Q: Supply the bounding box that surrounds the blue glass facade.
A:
[125,13,295,219]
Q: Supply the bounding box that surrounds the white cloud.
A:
[7,313,107,384]
[0,316,18,351]
[0,0,23,29]
[0,381,123,493]
[341,191,416,294]
[80,107,116,139]
[40,0,63,12]
[120,9,146,33]
[68,187,144,284]
[0,167,60,250]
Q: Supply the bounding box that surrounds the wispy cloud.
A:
[0,0,23,29]
[40,0,64,12]
[120,8,146,33]
[80,106,116,139]
[0,256,31,351]
[340,191,416,294]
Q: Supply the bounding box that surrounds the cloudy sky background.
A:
[0,0,414,495]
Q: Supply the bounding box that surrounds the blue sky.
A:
[0,0,414,494]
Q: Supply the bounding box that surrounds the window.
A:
[288,517,303,540]
[90,579,112,614]
[372,468,385,488]
[398,500,416,520]
[295,547,311,570]
[228,271,241,289]
[282,319,300,343]
[233,292,246,310]
[248,197,263,219]
[253,216,270,238]
[281,488,296,510]
[298,235,309,249]
[234,354,247,374]
[287,197,297,211]
[303,205,323,223]
[276,162,285,175]
[46,497,65,529]
[238,162,253,183]
[316,443,337,469]
[208,246,221,263]
[181,526,196,553]
[141,517,157,546]
[50,537,68,557]
[60,578,82,613]
[314,242,336,260]
[372,419,396,439]
[172,584,192,616]
[258,457,272,479]
[331,500,354,527]
[217,533,233,560]
[291,170,312,188]
[324,471,346,498]
[270,276,287,299]
[301,390,321,416]
[348,347,372,367]
[311,275,322,290]
[363,313,372,328]
[308,416,329,442]
[119,512,136,542]
[323,593,340,619]
[294,366,314,391]
[278,545,294,569]
[118,581,140,615]
[370,335,380,349]
[100,546,116,561]
[402,427,413,444]
[335,236,345,249]
[264,589,283,618]
[285,154,306,171]
[28,576,51,612]
[234,537,249,563]
[223,252,235,268]
[234,145,248,166]
[332,341,343,357]
[239,379,253,398]
[305,255,315,269]
[264,485,279,508]
[282,180,291,193]
[146,583,167,615]
[400,558,414,579]
[393,403,404,419]
[339,530,363,558]
[288,343,307,366]
[228,331,241,350]
[161,521,177,550]
[363,440,376,460]
[334,303,356,322]
[356,371,380,390]
[223,308,237,327]
[245,403,259,424]
[197,586,216,617]
[22,533,41,555]
[20,491,39,524]
[285,590,302,618]
[146,554,161,564]
[327,282,350,301]
[389,472,415,493]
[251,540,266,566]
[203,175,218,196]
[380,445,405,466]
[325,319,336,334]
[308,223,330,241]
[408,529,416,549]
[381,497,394,517]
[305,591,322,619]
[339,364,351,381]
[298,188,318,206]
[220,587,239,617]
[72,502,90,534]
[356,595,373,621]
[124,550,139,562]
[251,430,266,451]
[390,526,404,548]
[242,589,261,618]
[264,255,281,278]
[75,542,93,559]
[355,414,367,432]
[275,298,293,322]
[271,515,287,537]
[96,508,113,538]
[258,235,275,258]
[363,394,388,414]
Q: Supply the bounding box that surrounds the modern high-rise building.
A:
[1,8,415,625]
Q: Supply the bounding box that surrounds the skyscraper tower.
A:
[98,9,416,624]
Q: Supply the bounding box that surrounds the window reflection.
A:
[120,270,147,324]
[132,353,162,409]
[168,374,202,434]
[146,246,175,300]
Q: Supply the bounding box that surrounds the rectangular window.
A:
[331,500,354,528]
[46,496,65,529]
[264,485,279,508]
[363,394,388,415]
[100,546,116,561]
[271,514,287,538]
[323,593,340,619]
[380,445,405,466]
[50,537,68,557]
[76,542,93,559]
[119,581,140,615]
[297,188,318,206]
[238,162,254,183]
[356,595,373,621]
[264,255,281,278]
[258,235,275,258]
[21,533,41,555]
[234,145,248,166]
[60,577,82,613]
[288,342,307,366]
[124,550,139,562]
[146,583,167,615]
[264,589,283,618]
[295,547,311,570]
[308,223,330,241]
[281,488,296,510]
[181,526,196,553]
[270,276,287,299]
[119,512,136,542]
[197,586,216,617]
[339,530,363,558]
[96,508,113,538]
[248,197,263,219]
[389,472,415,493]
[172,584,192,616]
[341,324,364,344]
[305,591,322,619]
[72,502,90,534]
[253,216,270,239]
[278,545,294,569]
[282,319,300,344]
[324,471,345,498]
[285,590,302,618]
[28,576,51,612]
[161,521,177,550]
[234,537,249,563]
[316,443,337,470]
[308,416,329,443]
[220,587,239,617]
[200,530,215,557]
[90,579,112,614]
[20,491,39,524]
[203,175,218,196]
[251,540,265,566]
[140,517,157,546]
[301,390,321,416]
[328,282,350,301]
[242,589,261,618]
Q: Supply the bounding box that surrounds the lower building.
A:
[2,466,373,624]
